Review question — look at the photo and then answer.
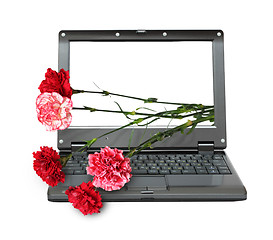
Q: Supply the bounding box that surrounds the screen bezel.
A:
[57,30,226,150]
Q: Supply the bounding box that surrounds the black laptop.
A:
[48,30,247,201]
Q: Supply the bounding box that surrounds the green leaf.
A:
[128,129,135,151]
[83,106,96,112]
[133,118,143,124]
[139,125,148,145]
[155,132,164,141]
[86,138,97,148]
[209,115,215,122]
[187,123,197,135]
[146,142,152,148]
[136,107,156,112]
[127,149,136,158]
[144,98,158,103]
[102,90,110,96]
[93,81,103,90]
[137,117,160,126]
[114,101,132,120]
[180,120,192,134]
[194,113,202,119]
[177,106,193,113]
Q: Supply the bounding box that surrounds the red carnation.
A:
[87,146,132,191]
[38,68,73,98]
[33,146,65,187]
[65,181,103,215]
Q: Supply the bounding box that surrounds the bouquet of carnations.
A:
[33,68,214,215]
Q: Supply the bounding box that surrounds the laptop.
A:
[48,30,247,201]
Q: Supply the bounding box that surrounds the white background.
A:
[0,1,272,239]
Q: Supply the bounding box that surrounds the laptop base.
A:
[48,152,246,202]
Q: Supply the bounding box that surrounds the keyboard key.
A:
[63,167,82,171]
[148,170,159,174]
[180,163,191,167]
[66,160,78,164]
[74,170,85,175]
[159,162,166,166]
[65,163,80,167]
[218,166,229,170]
[62,169,74,175]
[182,169,196,174]
[177,159,187,163]
[213,162,227,167]
[214,155,224,160]
[148,155,158,160]
[192,156,202,160]
[170,170,182,174]
[150,166,160,170]
[138,155,147,160]
[198,159,209,163]
[159,170,170,175]
[132,170,148,175]
[191,163,202,167]
[183,166,194,170]
[206,166,217,170]
[196,169,208,174]
[161,166,172,170]
[139,166,149,170]
[208,169,219,174]
[212,159,226,164]
[188,159,197,163]
[169,163,179,167]
[195,166,206,170]
[172,166,182,170]
[219,169,231,174]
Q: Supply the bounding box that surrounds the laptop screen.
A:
[69,41,214,128]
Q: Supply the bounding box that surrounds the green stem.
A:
[73,106,214,120]
[84,115,153,149]
[72,89,213,108]
[59,153,72,167]
[126,115,214,157]
[75,106,213,151]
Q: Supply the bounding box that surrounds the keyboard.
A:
[62,153,88,175]
[62,152,231,175]
[131,154,231,175]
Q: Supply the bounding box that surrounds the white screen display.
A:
[69,41,213,127]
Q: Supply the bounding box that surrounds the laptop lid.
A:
[57,30,226,151]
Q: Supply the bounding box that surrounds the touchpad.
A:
[166,175,223,186]
[126,176,167,190]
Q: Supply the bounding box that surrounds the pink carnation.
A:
[36,92,73,131]
[87,146,132,191]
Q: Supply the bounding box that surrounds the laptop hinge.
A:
[71,142,87,153]
[198,142,214,155]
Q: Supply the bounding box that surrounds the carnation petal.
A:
[33,146,65,187]
[65,181,103,215]
[36,92,73,131]
[87,146,132,191]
